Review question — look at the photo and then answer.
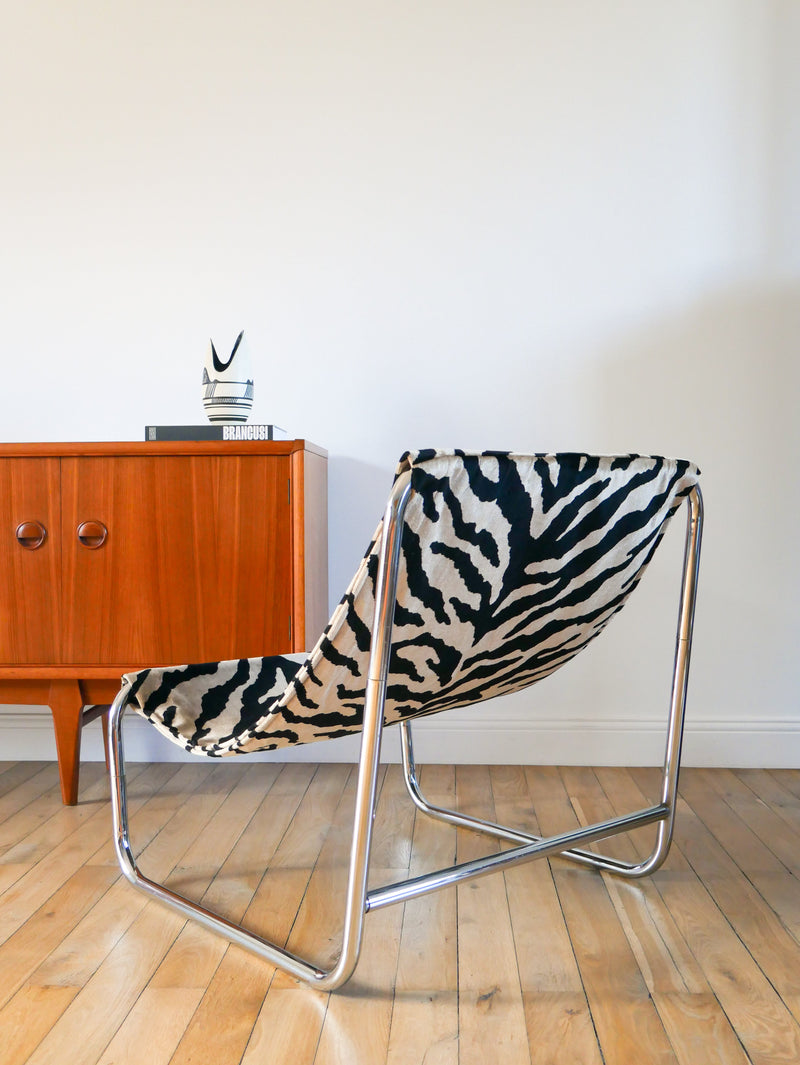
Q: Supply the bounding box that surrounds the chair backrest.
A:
[226,450,699,753]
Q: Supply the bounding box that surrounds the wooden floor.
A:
[1,760,800,1065]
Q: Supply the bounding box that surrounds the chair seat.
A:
[123,654,304,755]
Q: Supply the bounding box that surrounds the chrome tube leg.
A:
[399,486,703,879]
[624,483,704,876]
[107,472,414,990]
[108,685,137,886]
[109,685,335,985]
[326,471,413,983]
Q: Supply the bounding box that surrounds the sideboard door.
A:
[0,458,62,663]
[61,455,294,667]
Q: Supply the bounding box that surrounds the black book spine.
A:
[145,425,279,441]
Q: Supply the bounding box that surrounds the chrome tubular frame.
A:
[108,479,702,989]
[397,484,704,879]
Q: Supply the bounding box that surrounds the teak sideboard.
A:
[0,440,328,804]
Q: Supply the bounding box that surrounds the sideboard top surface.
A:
[0,439,327,458]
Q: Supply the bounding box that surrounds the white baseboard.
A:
[1,707,797,769]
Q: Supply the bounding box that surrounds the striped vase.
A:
[202,330,254,423]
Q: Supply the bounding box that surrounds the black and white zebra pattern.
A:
[122,451,700,756]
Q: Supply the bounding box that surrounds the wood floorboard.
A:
[0,761,799,1064]
[0,763,51,806]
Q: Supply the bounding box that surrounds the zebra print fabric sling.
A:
[121,451,699,756]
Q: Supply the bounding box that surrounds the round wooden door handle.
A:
[15,520,47,550]
[77,520,108,549]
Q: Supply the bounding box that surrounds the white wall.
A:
[1,1,798,766]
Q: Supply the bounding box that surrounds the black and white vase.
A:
[202,330,254,423]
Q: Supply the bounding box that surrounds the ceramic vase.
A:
[202,330,254,423]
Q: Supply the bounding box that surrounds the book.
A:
[145,424,288,442]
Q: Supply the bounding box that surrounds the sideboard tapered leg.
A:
[48,680,85,805]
